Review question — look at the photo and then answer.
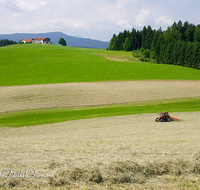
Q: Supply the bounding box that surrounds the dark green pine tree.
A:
[152,28,162,51]
[146,25,153,50]
[130,28,137,50]
[155,33,165,63]
[123,30,128,41]
[164,26,181,44]
[194,25,200,42]
[136,30,142,49]
[123,37,131,51]
[142,26,147,49]
[164,42,174,64]
[184,42,193,67]
[196,42,200,69]
[177,20,183,33]
[108,34,116,50]
[181,21,189,41]
[190,42,199,69]
[115,32,124,50]
[185,23,196,42]
[171,41,179,65]
[177,41,187,66]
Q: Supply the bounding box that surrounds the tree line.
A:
[108,20,200,69]
[0,39,17,47]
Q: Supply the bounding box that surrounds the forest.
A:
[0,39,17,47]
[108,21,200,69]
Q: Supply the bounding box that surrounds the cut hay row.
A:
[1,80,200,113]
[1,158,200,189]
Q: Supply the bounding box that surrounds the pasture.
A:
[0,44,200,189]
[1,44,200,87]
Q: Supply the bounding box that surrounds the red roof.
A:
[22,39,32,42]
[32,37,49,40]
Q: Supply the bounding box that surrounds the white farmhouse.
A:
[21,39,32,43]
[32,37,51,44]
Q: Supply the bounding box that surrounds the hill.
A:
[1,44,200,87]
[0,31,109,49]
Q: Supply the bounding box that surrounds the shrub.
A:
[140,47,144,53]
[143,49,150,58]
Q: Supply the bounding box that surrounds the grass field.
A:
[1,44,200,86]
[0,44,200,189]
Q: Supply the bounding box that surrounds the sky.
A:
[0,0,200,42]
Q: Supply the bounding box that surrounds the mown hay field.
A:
[1,80,200,189]
[1,80,200,113]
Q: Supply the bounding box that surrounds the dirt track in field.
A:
[0,80,200,113]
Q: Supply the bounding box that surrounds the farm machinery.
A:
[155,112,180,122]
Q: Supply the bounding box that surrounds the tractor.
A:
[155,112,175,122]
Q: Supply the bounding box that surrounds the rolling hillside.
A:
[1,43,200,127]
[1,43,200,87]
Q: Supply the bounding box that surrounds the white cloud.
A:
[0,0,199,41]
[155,15,174,26]
[116,20,132,28]
[135,7,155,27]
[73,22,84,28]
[135,4,174,29]
[0,0,47,12]
[16,0,38,12]
[13,12,20,17]
[39,1,47,7]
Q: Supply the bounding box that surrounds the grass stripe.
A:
[0,97,200,128]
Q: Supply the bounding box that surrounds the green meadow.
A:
[1,43,200,86]
[1,97,200,128]
[0,43,200,127]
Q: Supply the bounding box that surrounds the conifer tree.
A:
[123,37,131,51]
[142,26,147,49]
[194,25,200,42]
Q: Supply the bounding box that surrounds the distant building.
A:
[32,37,51,44]
[21,39,32,43]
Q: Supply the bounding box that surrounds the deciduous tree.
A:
[59,38,67,46]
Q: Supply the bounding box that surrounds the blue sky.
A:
[0,0,199,41]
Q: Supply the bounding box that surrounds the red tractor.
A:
[155,112,175,122]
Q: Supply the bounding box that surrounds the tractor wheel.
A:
[160,118,164,122]
[155,118,159,122]
[166,117,171,122]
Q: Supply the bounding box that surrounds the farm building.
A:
[32,37,51,44]
[21,39,32,43]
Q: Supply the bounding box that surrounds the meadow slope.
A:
[1,44,200,86]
